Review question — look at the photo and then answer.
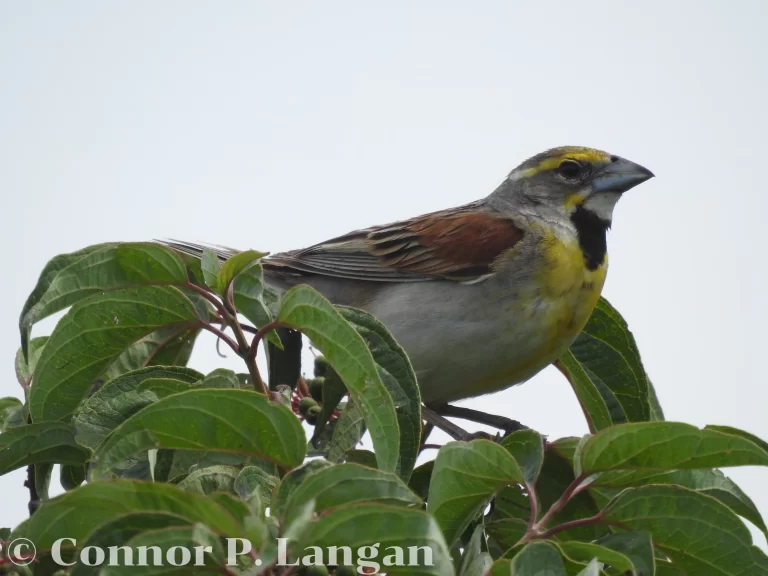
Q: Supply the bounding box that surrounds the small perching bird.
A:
[165,146,653,430]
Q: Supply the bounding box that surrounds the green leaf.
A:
[604,484,768,574]
[73,366,203,450]
[34,462,54,501]
[19,243,117,358]
[647,379,665,421]
[60,463,87,491]
[138,377,195,398]
[272,459,333,520]
[569,297,654,423]
[0,422,91,475]
[99,524,226,575]
[501,429,545,487]
[103,325,200,380]
[164,451,246,483]
[509,541,567,575]
[345,449,378,468]
[486,518,529,558]
[196,368,240,389]
[91,389,306,478]
[460,525,493,576]
[326,398,365,463]
[581,422,768,481]
[303,504,455,576]
[488,559,513,576]
[0,397,23,433]
[337,306,422,481]
[282,463,421,525]
[31,285,202,422]
[232,262,282,348]
[15,336,49,386]
[593,531,654,576]
[277,285,399,473]
[68,512,193,576]
[653,562,686,576]
[706,425,768,453]
[427,440,525,547]
[12,480,246,551]
[626,468,768,537]
[217,249,268,294]
[314,364,349,439]
[177,465,239,495]
[407,461,435,503]
[201,247,222,291]
[22,243,188,350]
[575,559,601,576]
[234,465,279,506]
[555,541,636,575]
[555,351,613,433]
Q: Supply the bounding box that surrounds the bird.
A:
[164,146,653,434]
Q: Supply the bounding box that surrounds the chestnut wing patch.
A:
[367,210,524,280]
[264,205,524,283]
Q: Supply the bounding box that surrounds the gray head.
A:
[490,146,654,225]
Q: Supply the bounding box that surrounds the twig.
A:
[227,314,269,396]
[517,473,595,544]
[535,510,608,540]
[201,322,240,354]
[533,473,591,530]
[247,320,282,364]
[185,282,228,316]
[421,405,469,440]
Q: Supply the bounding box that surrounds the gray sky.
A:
[2,1,767,545]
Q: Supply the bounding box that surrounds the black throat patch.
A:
[570,206,609,270]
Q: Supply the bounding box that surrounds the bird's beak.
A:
[593,157,654,194]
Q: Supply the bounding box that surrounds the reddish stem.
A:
[536,510,608,540]
[201,323,240,354]
[247,320,282,364]
[517,473,595,544]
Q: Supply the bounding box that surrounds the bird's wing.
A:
[263,201,525,283]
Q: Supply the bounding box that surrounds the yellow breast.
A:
[461,228,608,398]
[537,229,607,344]
[498,229,606,383]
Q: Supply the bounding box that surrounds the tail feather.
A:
[156,239,240,262]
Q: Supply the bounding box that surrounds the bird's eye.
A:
[558,159,583,180]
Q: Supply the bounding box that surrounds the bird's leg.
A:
[431,404,527,437]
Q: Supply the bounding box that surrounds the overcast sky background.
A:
[1,1,767,544]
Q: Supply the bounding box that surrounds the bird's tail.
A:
[156,239,240,262]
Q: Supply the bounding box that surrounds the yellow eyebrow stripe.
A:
[521,148,610,177]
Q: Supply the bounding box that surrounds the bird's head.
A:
[494,146,654,226]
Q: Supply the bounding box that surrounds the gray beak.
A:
[593,157,654,194]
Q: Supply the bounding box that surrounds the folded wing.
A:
[264,201,525,283]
